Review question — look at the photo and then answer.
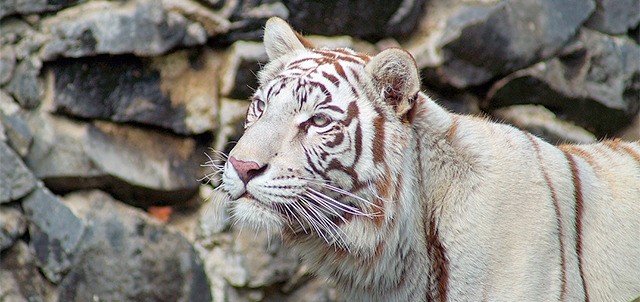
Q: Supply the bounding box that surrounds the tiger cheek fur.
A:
[220,17,640,302]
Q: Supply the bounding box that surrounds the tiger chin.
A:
[220,17,640,302]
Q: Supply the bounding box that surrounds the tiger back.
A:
[220,17,640,301]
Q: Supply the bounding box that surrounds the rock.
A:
[584,0,640,34]
[39,0,207,60]
[213,98,249,154]
[22,184,85,283]
[0,0,79,20]
[0,240,58,302]
[0,18,48,61]
[5,56,43,109]
[486,29,640,137]
[0,140,37,203]
[0,46,16,85]
[57,190,211,302]
[220,41,267,100]
[619,113,640,141]
[407,0,595,88]
[491,105,597,144]
[0,109,33,157]
[23,111,202,207]
[284,0,426,41]
[0,204,27,251]
[47,49,221,135]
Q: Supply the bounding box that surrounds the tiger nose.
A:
[228,156,268,185]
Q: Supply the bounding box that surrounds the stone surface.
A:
[0,47,16,85]
[492,105,597,144]
[0,140,37,203]
[220,41,267,100]
[408,0,595,88]
[0,204,27,251]
[0,0,78,19]
[23,111,202,206]
[56,190,211,302]
[5,56,43,109]
[39,0,207,60]
[22,184,85,283]
[585,0,640,34]
[0,240,58,302]
[0,109,33,157]
[47,49,221,135]
[284,0,426,41]
[486,29,640,136]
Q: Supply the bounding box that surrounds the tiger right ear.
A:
[263,17,313,61]
[366,48,421,118]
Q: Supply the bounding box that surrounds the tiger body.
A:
[221,17,640,301]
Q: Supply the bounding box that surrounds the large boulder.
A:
[23,111,202,206]
[486,29,640,136]
[407,0,595,88]
[47,48,221,135]
[584,0,640,35]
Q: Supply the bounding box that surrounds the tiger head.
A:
[222,17,421,253]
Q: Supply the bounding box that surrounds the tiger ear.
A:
[365,48,421,118]
[263,17,314,61]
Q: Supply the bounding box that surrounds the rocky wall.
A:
[1,0,638,301]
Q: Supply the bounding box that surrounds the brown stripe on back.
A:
[562,152,590,302]
[426,211,449,302]
[526,133,567,299]
[620,143,640,166]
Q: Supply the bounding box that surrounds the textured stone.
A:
[284,0,426,41]
[0,140,37,203]
[57,190,211,302]
[407,0,595,88]
[212,98,249,153]
[0,47,16,85]
[0,110,33,157]
[0,240,58,302]
[48,49,221,135]
[220,41,267,100]
[492,105,597,144]
[23,111,202,206]
[585,0,640,34]
[39,0,206,60]
[0,0,79,19]
[5,56,43,109]
[0,204,27,251]
[22,184,85,283]
[486,29,640,136]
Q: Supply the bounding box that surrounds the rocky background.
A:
[1,0,638,301]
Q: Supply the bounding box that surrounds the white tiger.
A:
[219,17,640,301]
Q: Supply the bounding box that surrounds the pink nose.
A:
[228,156,267,184]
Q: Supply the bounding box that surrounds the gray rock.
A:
[0,240,58,302]
[284,0,426,41]
[48,49,221,135]
[57,190,211,302]
[0,47,16,85]
[5,56,43,109]
[23,111,201,206]
[39,0,209,60]
[219,41,267,100]
[486,29,640,137]
[585,0,640,34]
[0,0,79,19]
[0,204,27,251]
[22,184,85,283]
[0,110,33,157]
[409,0,596,88]
[491,105,597,144]
[0,140,36,203]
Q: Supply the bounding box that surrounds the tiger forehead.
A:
[288,48,371,70]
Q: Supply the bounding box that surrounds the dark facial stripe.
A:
[527,133,567,299]
[562,151,590,302]
[372,113,386,163]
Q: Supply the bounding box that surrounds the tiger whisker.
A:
[302,192,348,224]
[301,177,384,211]
[307,188,376,218]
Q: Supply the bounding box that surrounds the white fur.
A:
[221,17,640,302]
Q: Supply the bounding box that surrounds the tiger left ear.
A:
[263,17,314,61]
[366,48,421,118]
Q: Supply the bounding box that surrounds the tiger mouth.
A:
[237,191,356,226]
